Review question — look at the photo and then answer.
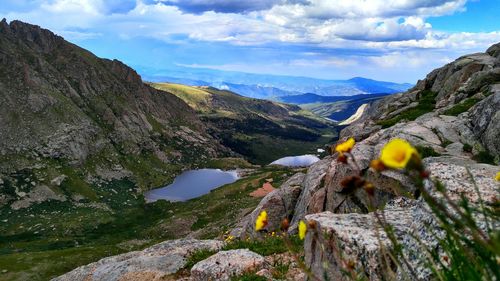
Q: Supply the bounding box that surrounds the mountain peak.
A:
[348,77,374,82]
[1,19,63,53]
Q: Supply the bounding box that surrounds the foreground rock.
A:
[305,198,423,281]
[52,239,224,281]
[303,157,499,280]
[190,249,267,281]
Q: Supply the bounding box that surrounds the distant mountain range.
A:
[277,93,391,104]
[141,66,413,99]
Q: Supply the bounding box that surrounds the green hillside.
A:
[151,83,337,164]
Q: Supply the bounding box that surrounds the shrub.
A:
[377,90,437,128]
[463,143,473,152]
[443,98,481,116]
[415,145,441,158]
[183,249,217,269]
[473,150,496,165]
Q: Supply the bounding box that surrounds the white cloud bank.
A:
[1,0,499,82]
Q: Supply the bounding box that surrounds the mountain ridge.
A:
[144,69,412,99]
[150,83,336,164]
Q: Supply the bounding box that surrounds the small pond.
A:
[145,169,239,202]
[269,154,320,167]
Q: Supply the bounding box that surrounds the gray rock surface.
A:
[423,156,499,204]
[468,91,500,156]
[190,249,267,281]
[304,156,499,281]
[52,239,224,281]
[10,185,66,210]
[291,157,332,229]
[305,198,420,281]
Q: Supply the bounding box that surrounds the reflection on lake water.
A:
[145,169,239,202]
[270,154,320,167]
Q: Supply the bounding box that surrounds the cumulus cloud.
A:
[1,0,498,83]
[263,0,467,20]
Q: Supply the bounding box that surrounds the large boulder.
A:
[305,198,424,281]
[467,91,500,157]
[190,249,267,281]
[423,156,499,204]
[303,157,499,281]
[290,157,332,229]
[52,239,224,281]
[232,172,305,238]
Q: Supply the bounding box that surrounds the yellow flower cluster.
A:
[335,137,355,155]
[379,138,418,169]
[255,210,268,231]
[298,221,307,240]
[496,171,500,181]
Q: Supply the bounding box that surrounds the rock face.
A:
[190,249,267,281]
[52,239,224,281]
[341,42,500,161]
[468,91,500,155]
[0,19,231,208]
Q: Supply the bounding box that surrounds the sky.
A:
[1,0,499,83]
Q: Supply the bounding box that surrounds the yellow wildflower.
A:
[298,220,307,240]
[224,235,234,242]
[379,138,418,169]
[255,210,268,231]
[335,138,355,154]
[496,171,500,181]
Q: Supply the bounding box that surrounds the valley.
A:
[150,83,336,164]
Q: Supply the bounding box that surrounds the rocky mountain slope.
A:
[151,83,336,164]
[0,19,235,210]
[295,93,389,122]
[55,43,500,280]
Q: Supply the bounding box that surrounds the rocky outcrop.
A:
[341,42,500,162]
[53,239,224,281]
[229,42,500,280]
[294,43,500,280]
[190,249,267,281]
[305,198,423,281]
[10,185,66,210]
